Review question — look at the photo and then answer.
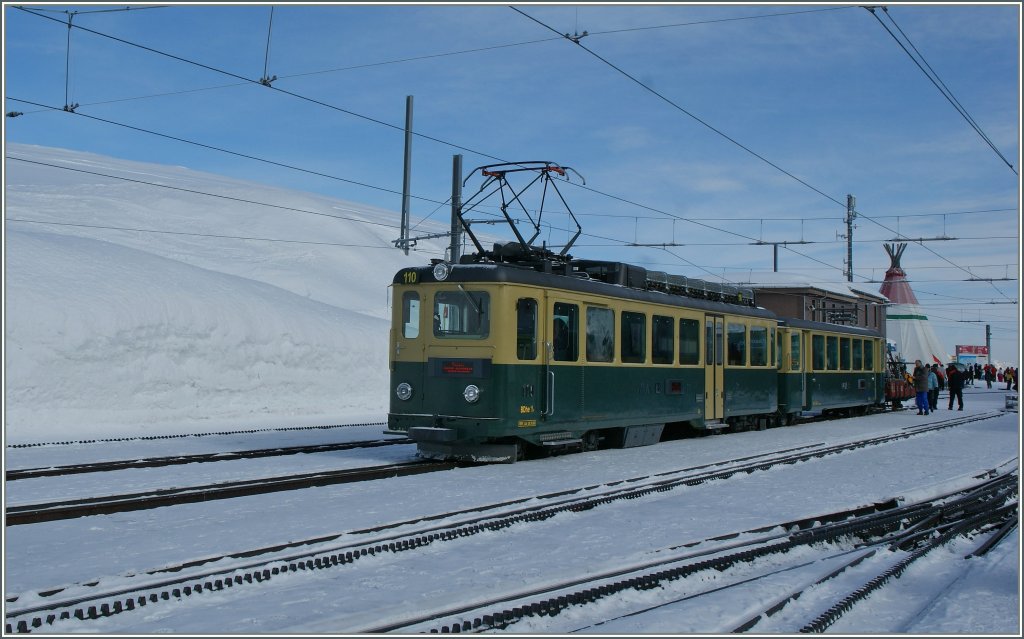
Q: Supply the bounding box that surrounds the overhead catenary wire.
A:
[585,6,856,36]
[510,6,1019,298]
[7,92,952,288]
[9,160,1015,318]
[865,6,1017,176]
[6,155,408,231]
[7,3,870,262]
[6,218,402,251]
[14,6,508,164]
[511,6,847,209]
[9,6,855,113]
[5,93,772,285]
[11,5,1016,293]
[5,154,722,269]
[6,98,453,206]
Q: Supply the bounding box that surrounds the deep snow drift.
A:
[5,144,447,441]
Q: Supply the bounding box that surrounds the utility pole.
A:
[399,96,414,255]
[845,194,856,282]
[450,154,462,262]
[986,324,992,363]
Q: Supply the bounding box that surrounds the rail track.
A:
[3,411,1009,633]
[382,472,1018,634]
[5,420,388,449]
[6,410,998,527]
[5,437,410,481]
[5,459,451,526]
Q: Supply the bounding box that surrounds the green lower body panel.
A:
[389,361,704,457]
[806,372,883,410]
[724,369,778,417]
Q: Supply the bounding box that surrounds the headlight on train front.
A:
[396,382,413,401]
[463,384,481,403]
[432,262,450,281]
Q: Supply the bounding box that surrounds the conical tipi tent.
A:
[879,243,949,366]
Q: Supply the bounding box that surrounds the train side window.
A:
[716,320,724,366]
[727,322,746,366]
[790,333,801,371]
[812,334,825,370]
[516,298,537,360]
[621,311,646,363]
[852,339,863,370]
[750,326,768,366]
[772,328,777,368]
[652,315,674,364]
[865,340,875,370]
[840,337,851,370]
[553,302,579,361]
[680,318,700,365]
[586,306,614,362]
[826,335,839,370]
[402,291,420,339]
[777,332,784,370]
[705,318,714,366]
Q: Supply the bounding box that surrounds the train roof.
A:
[779,317,883,338]
[394,259,777,320]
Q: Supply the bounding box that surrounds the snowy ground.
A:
[4,145,1021,634]
[4,389,1020,634]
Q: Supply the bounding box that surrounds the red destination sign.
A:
[956,345,989,355]
[441,361,475,375]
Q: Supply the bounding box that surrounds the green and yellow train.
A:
[386,254,885,462]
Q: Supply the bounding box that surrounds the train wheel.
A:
[582,431,600,452]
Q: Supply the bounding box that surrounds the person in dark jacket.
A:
[913,360,930,415]
[946,364,964,411]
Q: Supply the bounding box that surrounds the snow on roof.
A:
[708,271,888,301]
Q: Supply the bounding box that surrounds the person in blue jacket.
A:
[927,364,939,412]
[913,360,930,415]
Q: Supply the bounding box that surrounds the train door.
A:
[792,328,807,410]
[514,296,543,425]
[705,315,725,421]
[543,296,581,424]
[394,289,426,413]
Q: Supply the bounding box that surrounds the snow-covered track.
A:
[5,438,410,480]
[380,472,1017,634]
[9,411,996,528]
[5,420,388,449]
[5,460,452,526]
[4,415,1008,633]
[731,472,1018,633]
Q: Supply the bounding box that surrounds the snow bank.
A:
[4,144,449,441]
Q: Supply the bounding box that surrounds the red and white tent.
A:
[879,243,949,366]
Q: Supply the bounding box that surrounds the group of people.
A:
[911,360,966,414]
[910,359,1019,415]
[962,363,1019,390]
[997,366,1018,391]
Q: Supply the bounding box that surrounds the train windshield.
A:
[433,289,490,339]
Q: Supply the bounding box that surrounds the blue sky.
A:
[3,2,1020,360]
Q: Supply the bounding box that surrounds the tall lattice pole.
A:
[400,96,413,255]
[845,194,857,282]
[450,155,462,262]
